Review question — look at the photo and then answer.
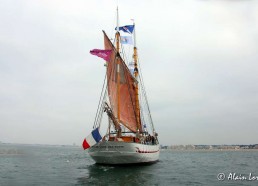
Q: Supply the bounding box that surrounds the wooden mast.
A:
[132,21,141,132]
[116,7,121,136]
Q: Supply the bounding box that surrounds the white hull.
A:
[88,141,160,164]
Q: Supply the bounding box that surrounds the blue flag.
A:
[115,25,134,34]
[121,36,133,45]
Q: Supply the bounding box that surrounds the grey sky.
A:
[0,0,258,146]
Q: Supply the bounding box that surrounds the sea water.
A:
[1,144,258,186]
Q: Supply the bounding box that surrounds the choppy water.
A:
[1,144,258,186]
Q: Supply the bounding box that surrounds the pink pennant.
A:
[90,49,112,61]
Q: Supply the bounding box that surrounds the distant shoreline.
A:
[1,143,258,151]
[161,144,258,150]
[161,149,258,152]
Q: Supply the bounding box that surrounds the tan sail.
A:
[103,31,141,133]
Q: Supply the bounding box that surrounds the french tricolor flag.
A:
[82,128,103,150]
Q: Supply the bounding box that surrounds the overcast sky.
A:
[1,0,258,146]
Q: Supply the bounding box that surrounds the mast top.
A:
[116,6,119,33]
[132,19,136,47]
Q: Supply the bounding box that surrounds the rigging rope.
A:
[137,57,156,134]
[93,73,107,129]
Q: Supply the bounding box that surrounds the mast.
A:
[132,21,141,132]
[116,7,121,136]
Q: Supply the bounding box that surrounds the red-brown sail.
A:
[103,31,140,133]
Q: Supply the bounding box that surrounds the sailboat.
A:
[82,8,159,164]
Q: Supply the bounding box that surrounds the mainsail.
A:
[103,31,141,133]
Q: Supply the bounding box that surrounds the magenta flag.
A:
[90,49,112,61]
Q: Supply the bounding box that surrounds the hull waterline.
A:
[88,141,160,165]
